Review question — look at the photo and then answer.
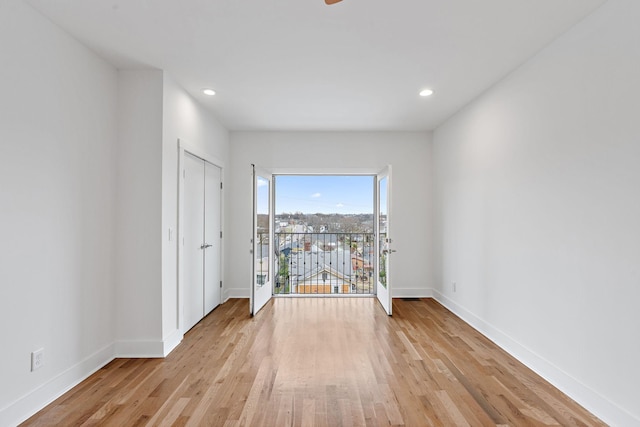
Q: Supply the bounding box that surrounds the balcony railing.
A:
[256,232,375,295]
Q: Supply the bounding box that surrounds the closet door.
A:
[183,152,205,331]
[204,162,222,314]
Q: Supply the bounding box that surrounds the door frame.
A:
[251,165,275,315]
[254,167,392,309]
[177,138,225,334]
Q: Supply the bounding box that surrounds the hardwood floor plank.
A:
[22,298,605,427]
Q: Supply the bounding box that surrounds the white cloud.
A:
[257,178,268,187]
[311,192,321,198]
[336,203,344,208]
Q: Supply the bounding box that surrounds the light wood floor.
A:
[23,298,605,426]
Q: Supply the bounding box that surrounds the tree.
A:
[277,253,290,293]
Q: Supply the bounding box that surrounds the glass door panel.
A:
[376,166,392,315]
[252,167,273,315]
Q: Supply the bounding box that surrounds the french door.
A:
[376,166,392,315]
[251,166,274,315]
[250,167,392,316]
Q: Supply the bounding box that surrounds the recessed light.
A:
[203,88,216,96]
[419,89,434,97]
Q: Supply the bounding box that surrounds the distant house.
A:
[288,249,355,294]
[295,265,351,294]
[351,254,373,282]
[279,239,304,257]
[255,243,274,286]
[255,257,269,286]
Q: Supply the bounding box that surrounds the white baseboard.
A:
[0,343,115,427]
[431,289,639,427]
[393,288,433,298]
[162,329,183,357]
[8,291,633,427]
[1,332,186,427]
[114,340,165,358]
[226,287,250,299]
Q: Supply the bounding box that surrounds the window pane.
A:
[256,176,270,287]
[378,177,387,288]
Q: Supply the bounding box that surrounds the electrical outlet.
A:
[453,282,457,292]
[31,349,44,371]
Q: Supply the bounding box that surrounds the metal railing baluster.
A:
[270,231,375,296]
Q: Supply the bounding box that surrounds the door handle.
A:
[201,243,213,249]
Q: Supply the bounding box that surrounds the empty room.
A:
[1,0,638,425]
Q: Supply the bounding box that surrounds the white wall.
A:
[115,72,231,357]
[0,1,118,425]
[0,4,230,422]
[114,71,230,357]
[161,74,229,348]
[226,132,432,300]
[115,70,164,356]
[432,1,640,425]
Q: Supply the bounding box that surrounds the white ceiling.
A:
[28,0,605,131]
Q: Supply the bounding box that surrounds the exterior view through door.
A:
[251,171,393,316]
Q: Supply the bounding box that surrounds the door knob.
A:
[201,243,213,249]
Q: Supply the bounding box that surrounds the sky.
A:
[271,175,375,215]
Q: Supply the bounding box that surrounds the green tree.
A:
[277,253,289,294]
